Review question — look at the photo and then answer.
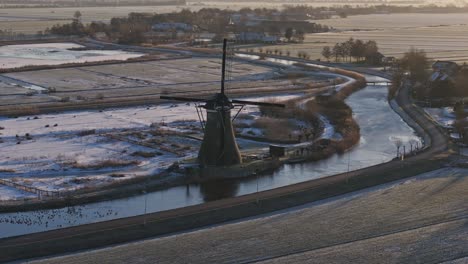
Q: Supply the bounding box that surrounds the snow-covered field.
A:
[0,43,143,69]
[0,103,207,199]
[0,95,291,200]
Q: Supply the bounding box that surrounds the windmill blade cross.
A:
[231,99,285,108]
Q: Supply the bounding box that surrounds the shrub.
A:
[109,174,126,178]
[60,96,70,102]
[76,95,88,101]
[77,129,96,136]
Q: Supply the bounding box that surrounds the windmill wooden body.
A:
[161,39,284,168]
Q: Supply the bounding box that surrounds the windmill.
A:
[160,39,284,167]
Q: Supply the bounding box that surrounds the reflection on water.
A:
[200,180,240,202]
[0,83,421,239]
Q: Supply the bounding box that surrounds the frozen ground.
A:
[0,57,320,107]
[0,103,205,198]
[0,93,304,200]
[0,43,143,69]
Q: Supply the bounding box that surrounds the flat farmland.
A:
[322,13,468,30]
[254,13,468,63]
[0,57,330,112]
[0,20,71,33]
[0,82,26,95]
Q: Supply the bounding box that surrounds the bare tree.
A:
[321,46,332,62]
[395,139,402,158]
[409,139,418,154]
[73,11,82,22]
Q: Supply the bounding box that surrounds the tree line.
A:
[46,8,332,44]
[321,38,380,64]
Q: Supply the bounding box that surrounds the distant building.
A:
[262,35,279,44]
[235,32,279,43]
[430,61,460,83]
[428,61,460,98]
[152,23,195,32]
[382,56,396,65]
[429,71,452,83]
[432,61,459,76]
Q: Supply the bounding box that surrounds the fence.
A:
[0,179,60,198]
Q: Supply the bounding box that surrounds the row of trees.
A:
[321,38,380,64]
[47,11,87,36]
[47,11,154,44]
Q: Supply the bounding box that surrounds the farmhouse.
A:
[432,60,459,75]
[430,61,459,83]
[427,60,463,98]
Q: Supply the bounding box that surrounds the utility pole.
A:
[143,190,147,226]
